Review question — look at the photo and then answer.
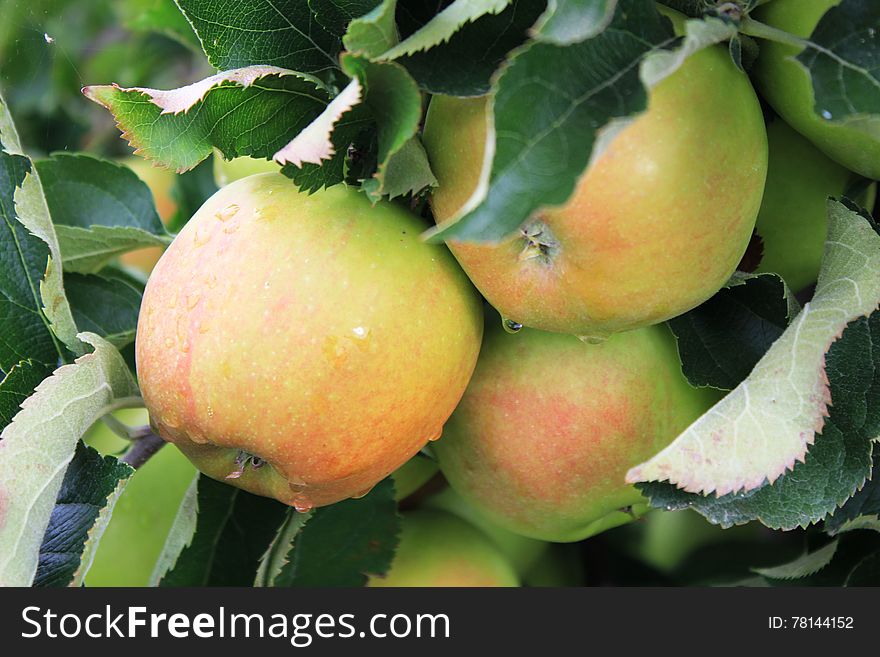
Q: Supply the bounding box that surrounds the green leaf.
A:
[845,550,880,585]
[0,360,50,430]
[360,136,436,200]
[271,478,400,587]
[311,0,383,38]
[343,0,399,56]
[826,453,880,535]
[394,0,544,96]
[149,472,199,586]
[637,311,879,530]
[65,272,144,350]
[383,0,512,59]
[629,204,880,497]
[533,0,618,44]
[668,273,797,390]
[36,153,169,273]
[428,0,673,242]
[175,0,341,76]
[158,476,289,586]
[254,508,312,587]
[119,0,201,50]
[0,333,139,586]
[796,0,880,127]
[84,67,332,173]
[33,442,133,587]
[752,540,838,580]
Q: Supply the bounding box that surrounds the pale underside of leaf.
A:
[56,225,172,274]
[0,333,140,586]
[1,94,83,357]
[84,65,301,116]
[274,79,362,167]
[531,0,618,45]
[627,205,880,496]
[149,472,199,586]
[382,0,512,59]
[752,540,838,580]
[254,508,311,587]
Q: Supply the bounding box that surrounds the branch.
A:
[121,430,167,469]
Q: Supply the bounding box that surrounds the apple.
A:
[368,510,519,587]
[213,154,280,187]
[433,316,717,542]
[752,0,880,180]
[120,156,177,273]
[422,38,767,339]
[755,117,876,292]
[423,486,547,575]
[83,409,196,587]
[136,173,484,510]
[391,454,438,501]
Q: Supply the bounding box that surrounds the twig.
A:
[121,430,167,469]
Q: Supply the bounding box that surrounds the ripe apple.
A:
[213,154,280,187]
[368,510,519,587]
[423,486,547,575]
[422,42,767,339]
[433,317,717,542]
[120,156,177,273]
[752,0,880,180]
[83,409,196,587]
[755,117,876,292]
[136,173,483,510]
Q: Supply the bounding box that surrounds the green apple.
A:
[83,409,196,587]
[213,154,280,187]
[368,510,519,587]
[755,117,876,291]
[136,173,483,510]
[433,316,717,542]
[391,454,438,501]
[422,29,767,339]
[752,0,880,179]
[423,486,547,575]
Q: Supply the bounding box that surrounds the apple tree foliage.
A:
[0,0,879,586]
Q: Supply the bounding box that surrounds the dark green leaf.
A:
[668,274,793,390]
[273,478,400,587]
[311,0,383,37]
[34,442,133,587]
[65,273,144,350]
[0,360,50,431]
[159,476,289,586]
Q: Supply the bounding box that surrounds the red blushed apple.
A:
[368,510,520,587]
[422,43,768,340]
[136,173,484,510]
[433,316,717,542]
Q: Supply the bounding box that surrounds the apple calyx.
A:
[225,450,267,480]
[518,219,559,264]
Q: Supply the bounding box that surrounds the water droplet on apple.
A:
[289,473,307,487]
[502,318,523,333]
[193,224,212,247]
[427,427,443,442]
[189,430,209,444]
[215,204,239,222]
[351,326,370,339]
[352,486,374,499]
[293,495,313,513]
[223,221,240,235]
[198,322,210,334]
[186,291,201,310]
[577,334,608,345]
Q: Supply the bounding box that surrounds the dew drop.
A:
[194,224,212,247]
[502,318,523,333]
[351,326,370,339]
[223,221,240,235]
[215,203,239,222]
[427,427,443,442]
[293,495,313,513]
[189,430,209,445]
[577,334,608,345]
[186,291,201,310]
[263,280,271,290]
[198,322,210,334]
[821,109,833,120]
[164,411,181,429]
[289,473,307,487]
[352,486,374,499]
[206,274,218,289]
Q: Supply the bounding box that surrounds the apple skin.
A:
[752,0,880,180]
[423,486,547,575]
[136,173,484,509]
[433,316,717,542]
[422,44,767,339]
[120,157,177,273]
[213,155,280,187]
[83,410,196,587]
[368,510,519,587]
[755,118,876,291]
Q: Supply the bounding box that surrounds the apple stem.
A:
[739,17,808,49]
[121,431,167,469]
[101,414,153,441]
